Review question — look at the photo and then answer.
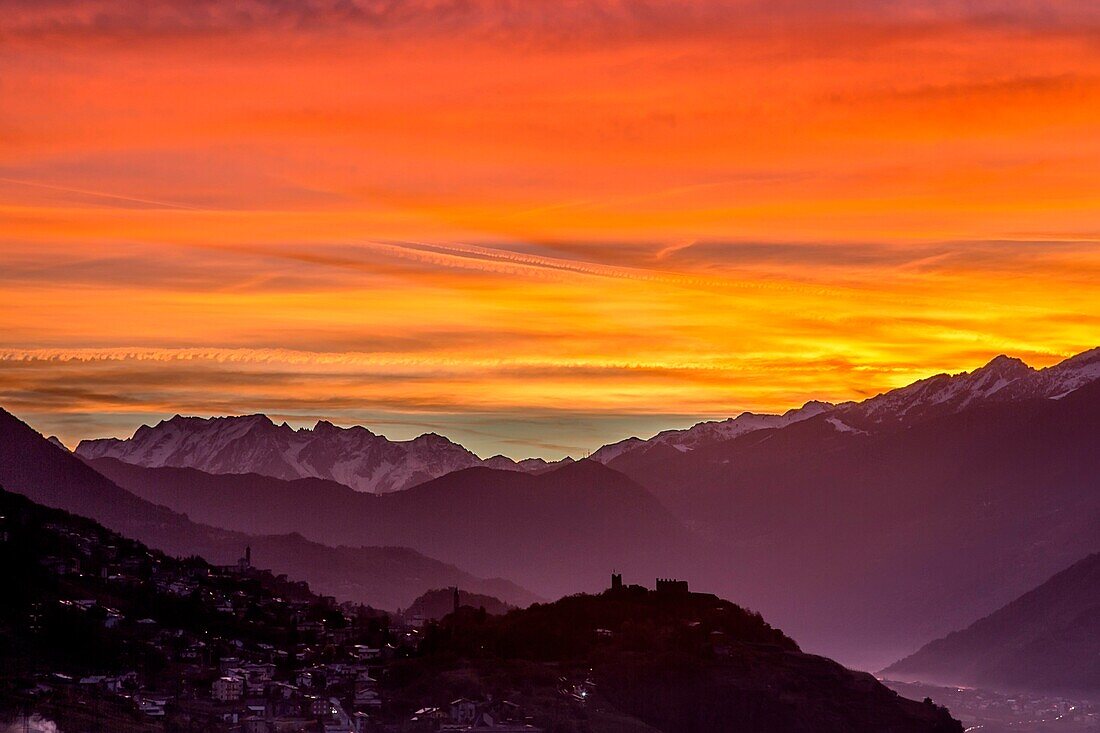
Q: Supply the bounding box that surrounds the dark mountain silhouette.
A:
[0,407,538,611]
[388,586,962,733]
[601,378,1100,668]
[883,553,1100,696]
[85,456,699,601]
[0,482,961,733]
[404,587,514,621]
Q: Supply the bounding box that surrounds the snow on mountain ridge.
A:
[74,348,1100,491]
[76,414,502,493]
[843,349,1100,425]
[588,348,1100,464]
[850,354,1035,422]
[589,400,834,464]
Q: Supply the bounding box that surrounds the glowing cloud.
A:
[1,1,1098,456]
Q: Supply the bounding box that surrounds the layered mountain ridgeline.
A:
[385,586,962,733]
[0,407,539,611]
[883,553,1100,697]
[77,414,565,494]
[403,587,515,621]
[85,456,698,601]
[594,362,1100,668]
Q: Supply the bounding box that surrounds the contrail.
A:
[0,176,205,211]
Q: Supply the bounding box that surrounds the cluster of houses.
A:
[23,514,547,733]
[409,697,542,732]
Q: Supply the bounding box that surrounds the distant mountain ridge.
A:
[592,347,1100,463]
[589,400,833,463]
[883,552,1100,696]
[73,348,1100,493]
[77,414,566,493]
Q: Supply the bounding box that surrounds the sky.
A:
[1,0,1099,458]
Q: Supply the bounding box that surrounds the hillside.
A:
[883,553,1100,696]
[0,407,539,611]
[84,456,698,601]
[0,486,388,731]
[384,585,963,733]
[403,587,515,621]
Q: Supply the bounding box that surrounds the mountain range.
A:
[75,348,1100,497]
[77,414,564,493]
[597,353,1100,667]
[0,407,538,611]
[883,552,1100,696]
[593,348,1100,464]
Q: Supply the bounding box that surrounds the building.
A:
[655,578,689,593]
[242,717,269,733]
[239,545,252,572]
[212,675,244,702]
[450,698,478,724]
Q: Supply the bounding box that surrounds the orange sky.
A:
[1,0,1098,457]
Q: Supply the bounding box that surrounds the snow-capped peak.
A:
[589,400,836,464]
[76,414,505,494]
[849,354,1036,423]
[587,347,1100,463]
[1039,347,1100,398]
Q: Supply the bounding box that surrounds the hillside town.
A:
[0,496,544,733]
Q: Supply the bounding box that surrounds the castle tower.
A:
[238,545,252,572]
[611,572,622,591]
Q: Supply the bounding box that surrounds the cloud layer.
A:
[1,0,1098,456]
